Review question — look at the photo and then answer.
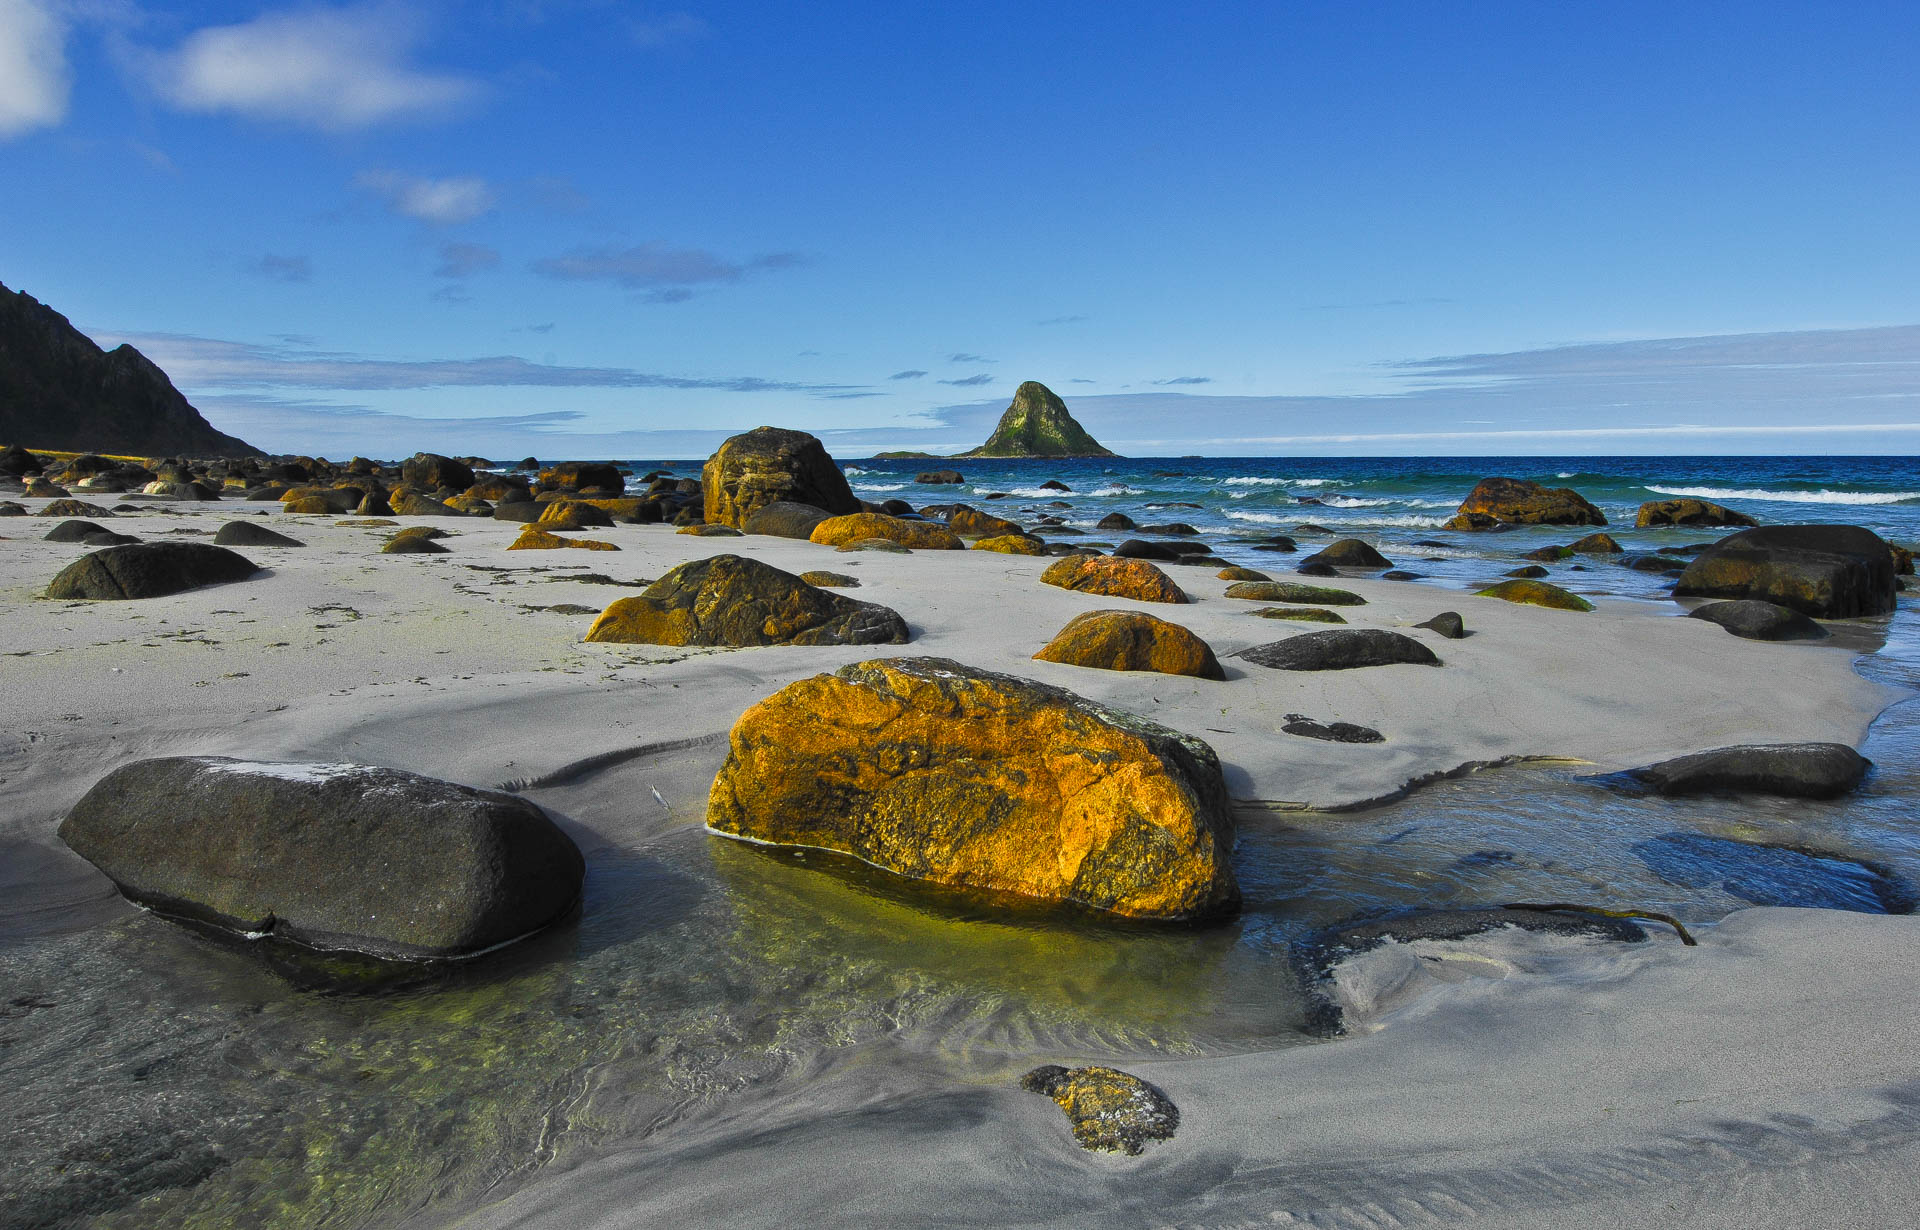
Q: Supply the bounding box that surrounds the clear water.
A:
[3,456,1916,1229]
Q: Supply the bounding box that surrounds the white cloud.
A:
[149,5,479,130]
[356,169,495,224]
[0,0,70,137]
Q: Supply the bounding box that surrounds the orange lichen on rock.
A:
[508,526,619,551]
[1039,554,1188,604]
[972,533,1049,555]
[705,657,1238,920]
[809,512,965,550]
[1033,610,1225,680]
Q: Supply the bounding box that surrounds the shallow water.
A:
[4,458,1917,1228]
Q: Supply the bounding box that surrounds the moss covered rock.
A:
[584,554,907,646]
[1040,555,1188,604]
[810,512,965,550]
[973,533,1049,555]
[1672,524,1897,618]
[799,570,858,587]
[1019,1065,1179,1155]
[508,526,618,551]
[1476,579,1595,611]
[537,500,614,530]
[1034,609,1225,680]
[706,657,1238,919]
[702,426,862,529]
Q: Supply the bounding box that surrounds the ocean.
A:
[3,454,1916,1227]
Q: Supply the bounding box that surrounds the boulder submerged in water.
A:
[1447,477,1607,530]
[59,757,585,960]
[1673,524,1897,618]
[705,657,1239,920]
[1626,743,1870,799]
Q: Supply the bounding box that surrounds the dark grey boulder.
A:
[1415,611,1466,638]
[81,530,140,546]
[1114,538,1181,561]
[43,519,111,542]
[917,470,965,484]
[1380,570,1424,581]
[741,500,834,539]
[1504,565,1549,579]
[213,521,306,548]
[1281,714,1384,743]
[46,542,260,600]
[1687,600,1826,642]
[1294,561,1338,577]
[60,757,585,960]
[1299,538,1392,570]
[1627,743,1868,799]
[1673,524,1897,618]
[492,500,544,523]
[1095,512,1137,531]
[1241,628,1441,671]
[383,535,450,554]
[1626,554,1689,573]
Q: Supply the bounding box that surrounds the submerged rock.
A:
[1686,599,1827,642]
[706,657,1239,919]
[60,757,585,960]
[584,554,908,647]
[1033,609,1225,680]
[1633,832,1913,914]
[702,426,862,529]
[1039,555,1189,603]
[1240,629,1441,671]
[46,542,260,599]
[1627,743,1869,799]
[1673,524,1897,618]
[1447,477,1606,530]
[1019,1065,1179,1155]
[1636,498,1758,529]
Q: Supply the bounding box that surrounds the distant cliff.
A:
[0,280,258,457]
[958,381,1116,458]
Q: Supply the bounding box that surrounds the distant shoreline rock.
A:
[957,381,1117,458]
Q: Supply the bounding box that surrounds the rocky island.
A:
[958,380,1117,458]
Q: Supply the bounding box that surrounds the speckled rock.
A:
[707,657,1238,919]
[507,526,619,551]
[1019,1065,1179,1155]
[1222,580,1365,605]
[810,512,965,550]
[973,533,1049,555]
[1240,628,1441,671]
[1636,498,1759,529]
[1034,609,1225,680]
[585,554,907,646]
[1040,555,1189,604]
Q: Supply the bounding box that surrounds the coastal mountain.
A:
[958,381,1117,458]
[0,280,258,457]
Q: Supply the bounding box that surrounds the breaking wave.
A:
[1645,485,1920,506]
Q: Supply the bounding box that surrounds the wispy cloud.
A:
[888,369,927,380]
[1153,376,1211,385]
[142,5,481,131]
[1304,297,1456,311]
[246,253,311,283]
[939,373,994,387]
[93,331,867,396]
[357,170,496,224]
[435,242,500,278]
[0,0,69,138]
[532,242,801,302]
[948,352,993,363]
[629,11,708,47]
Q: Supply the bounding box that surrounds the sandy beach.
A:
[3,494,1914,1229]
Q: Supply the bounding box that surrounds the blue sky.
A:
[5,1,1920,458]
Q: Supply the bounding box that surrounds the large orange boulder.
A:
[1039,555,1188,604]
[1034,610,1225,680]
[947,503,1025,538]
[705,657,1239,920]
[702,426,862,529]
[584,554,907,646]
[810,512,965,550]
[973,533,1048,555]
[1447,477,1606,529]
[538,500,615,530]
